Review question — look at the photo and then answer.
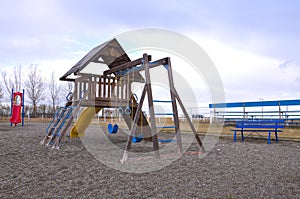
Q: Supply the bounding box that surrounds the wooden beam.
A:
[127,57,169,74]
[166,57,183,154]
[143,53,160,156]
[173,88,205,152]
[59,77,75,82]
[148,57,168,68]
[103,55,152,76]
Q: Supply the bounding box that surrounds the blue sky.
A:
[0,0,300,103]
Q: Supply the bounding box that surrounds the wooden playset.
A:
[40,38,204,162]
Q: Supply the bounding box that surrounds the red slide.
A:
[10,105,22,125]
[10,91,23,126]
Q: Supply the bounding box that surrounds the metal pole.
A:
[259,98,264,119]
[278,101,281,119]
[22,89,25,126]
[243,104,245,120]
[10,89,13,126]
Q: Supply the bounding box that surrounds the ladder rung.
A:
[153,100,173,103]
[156,126,176,128]
[155,113,174,115]
[47,141,54,146]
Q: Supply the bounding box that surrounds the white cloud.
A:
[38,58,79,79]
[187,33,300,102]
[11,37,41,48]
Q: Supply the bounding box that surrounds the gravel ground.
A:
[0,122,299,198]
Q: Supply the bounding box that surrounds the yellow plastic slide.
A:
[70,107,102,138]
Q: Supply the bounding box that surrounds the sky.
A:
[0,0,300,106]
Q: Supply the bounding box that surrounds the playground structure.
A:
[41,38,204,162]
[10,89,25,126]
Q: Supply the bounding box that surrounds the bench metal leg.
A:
[275,131,278,143]
[268,131,271,144]
[241,131,244,141]
[234,131,237,142]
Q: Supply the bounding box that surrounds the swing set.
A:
[41,38,204,162]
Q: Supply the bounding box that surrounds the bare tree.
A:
[0,84,3,101]
[60,81,74,102]
[1,65,22,97]
[63,81,73,95]
[24,64,45,117]
[48,72,61,113]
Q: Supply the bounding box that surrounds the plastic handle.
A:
[124,106,131,115]
[133,93,138,102]
[66,92,73,101]
[118,107,124,114]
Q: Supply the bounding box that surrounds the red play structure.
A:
[10,89,25,126]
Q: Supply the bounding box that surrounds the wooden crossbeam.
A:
[103,55,152,76]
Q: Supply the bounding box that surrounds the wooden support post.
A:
[79,82,82,99]
[108,77,111,99]
[173,89,205,152]
[88,76,92,100]
[74,81,78,100]
[99,77,102,98]
[143,53,160,156]
[166,58,183,154]
[103,76,107,98]
[92,77,96,100]
[121,79,124,99]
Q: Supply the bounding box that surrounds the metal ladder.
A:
[40,94,87,149]
[153,99,182,151]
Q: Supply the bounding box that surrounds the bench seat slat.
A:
[231,129,283,132]
[236,120,284,123]
[236,125,284,128]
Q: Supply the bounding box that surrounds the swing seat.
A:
[132,134,143,143]
[108,123,118,134]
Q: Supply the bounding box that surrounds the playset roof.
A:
[60,38,144,82]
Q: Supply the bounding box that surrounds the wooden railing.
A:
[73,75,131,105]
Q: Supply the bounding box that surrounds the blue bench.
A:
[231,120,285,144]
